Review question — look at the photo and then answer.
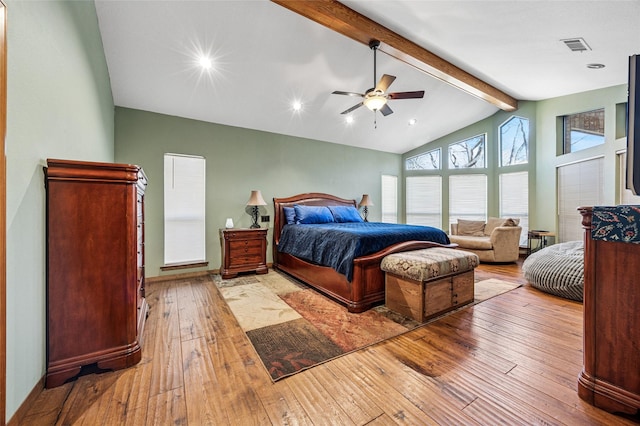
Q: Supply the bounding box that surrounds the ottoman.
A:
[381,247,479,322]
[522,240,584,302]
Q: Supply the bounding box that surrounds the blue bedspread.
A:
[277,222,450,281]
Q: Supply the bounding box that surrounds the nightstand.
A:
[219,228,268,279]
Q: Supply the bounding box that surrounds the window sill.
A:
[160,261,209,272]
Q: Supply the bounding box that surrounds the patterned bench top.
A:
[381,247,479,282]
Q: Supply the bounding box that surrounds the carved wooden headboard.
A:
[272,192,356,247]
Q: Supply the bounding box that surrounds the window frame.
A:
[448,134,487,169]
[499,115,529,167]
[381,174,398,223]
[406,175,442,228]
[557,156,604,243]
[499,171,529,246]
[405,148,441,170]
[163,153,207,266]
[448,174,488,229]
[562,108,605,154]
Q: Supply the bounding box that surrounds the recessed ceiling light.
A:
[408,118,417,126]
[345,115,354,124]
[587,63,605,69]
[292,101,302,111]
[198,55,213,70]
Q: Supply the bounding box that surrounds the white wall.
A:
[5,0,114,419]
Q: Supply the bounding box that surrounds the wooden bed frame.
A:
[273,193,456,313]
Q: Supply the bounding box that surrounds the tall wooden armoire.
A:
[44,159,148,388]
[578,206,640,415]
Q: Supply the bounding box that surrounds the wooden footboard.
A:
[273,193,456,313]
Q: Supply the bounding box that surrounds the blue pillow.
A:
[283,207,296,224]
[293,205,334,224]
[328,205,364,223]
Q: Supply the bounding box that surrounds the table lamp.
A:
[246,190,267,228]
[359,194,373,222]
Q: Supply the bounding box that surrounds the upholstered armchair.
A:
[449,217,522,263]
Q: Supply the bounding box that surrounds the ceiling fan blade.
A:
[375,74,396,93]
[340,102,364,115]
[332,90,365,97]
[380,103,393,116]
[388,90,425,100]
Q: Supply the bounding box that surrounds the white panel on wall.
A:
[449,174,487,228]
[557,157,604,242]
[500,171,529,246]
[381,174,398,223]
[164,153,206,264]
[406,175,442,228]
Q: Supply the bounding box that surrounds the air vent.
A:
[561,38,591,52]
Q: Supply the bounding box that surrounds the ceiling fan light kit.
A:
[363,91,387,111]
[332,39,424,123]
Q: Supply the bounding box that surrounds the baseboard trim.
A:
[146,269,218,284]
[160,261,209,271]
[147,263,274,284]
[7,375,44,426]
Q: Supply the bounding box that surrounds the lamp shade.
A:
[359,194,373,207]
[246,190,267,206]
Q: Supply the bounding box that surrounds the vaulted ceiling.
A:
[95,0,640,154]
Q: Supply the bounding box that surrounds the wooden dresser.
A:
[578,206,640,415]
[44,159,148,388]
[219,228,268,279]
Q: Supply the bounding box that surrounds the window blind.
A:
[406,176,442,227]
[618,152,640,204]
[381,175,398,223]
[164,153,206,265]
[449,174,487,228]
[499,171,529,246]
[557,157,604,243]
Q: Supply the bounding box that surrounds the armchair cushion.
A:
[448,235,493,250]
[456,219,486,236]
[484,216,520,236]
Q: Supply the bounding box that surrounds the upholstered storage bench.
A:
[381,247,479,322]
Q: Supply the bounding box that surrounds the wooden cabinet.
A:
[578,207,640,415]
[44,159,148,388]
[220,228,268,279]
[385,271,474,322]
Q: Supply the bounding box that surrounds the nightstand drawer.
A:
[229,247,262,260]
[230,253,263,265]
[229,239,262,253]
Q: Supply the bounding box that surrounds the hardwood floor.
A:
[18,260,639,425]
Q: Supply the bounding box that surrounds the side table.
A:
[219,228,268,279]
[527,230,555,255]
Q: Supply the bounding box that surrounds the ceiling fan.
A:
[332,40,425,118]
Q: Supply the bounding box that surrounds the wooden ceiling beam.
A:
[271,0,518,112]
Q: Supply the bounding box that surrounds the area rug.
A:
[214,271,520,381]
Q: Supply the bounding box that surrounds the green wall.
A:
[5,0,114,419]
[114,107,402,278]
[533,84,628,232]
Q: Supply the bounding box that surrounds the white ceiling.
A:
[95,0,640,154]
